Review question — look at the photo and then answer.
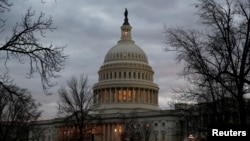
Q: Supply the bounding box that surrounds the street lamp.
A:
[189,134,194,141]
[91,128,95,141]
[114,125,122,141]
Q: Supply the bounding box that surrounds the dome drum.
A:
[99,62,153,70]
[98,69,154,82]
[93,86,159,112]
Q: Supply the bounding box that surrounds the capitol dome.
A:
[104,40,148,64]
[93,9,160,113]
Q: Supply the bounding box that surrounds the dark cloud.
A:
[0,0,199,118]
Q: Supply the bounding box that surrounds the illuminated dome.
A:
[93,9,160,113]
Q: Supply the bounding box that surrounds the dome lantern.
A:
[120,8,133,42]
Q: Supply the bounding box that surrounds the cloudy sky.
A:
[1,0,200,119]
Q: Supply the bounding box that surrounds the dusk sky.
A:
[1,0,199,119]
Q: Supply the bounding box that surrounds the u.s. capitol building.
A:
[29,9,187,141]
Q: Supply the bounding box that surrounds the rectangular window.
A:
[128,89,132,101]
[123,89,127,101]
[118,89,122,101]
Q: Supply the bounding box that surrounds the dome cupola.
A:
[93,9,160,113]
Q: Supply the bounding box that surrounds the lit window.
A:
[118,89,122,101]
[128,89,132,101]
[123,89,127,101]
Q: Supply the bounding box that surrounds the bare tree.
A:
[137,121,154,141]
[0,0,67,95]
[121,117,141,141]
[0,84,42,141]
[57,74,94,141]
[164,0,250,126]
[121,114,154,141]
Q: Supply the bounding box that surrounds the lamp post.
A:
[91,128,95,141]
[188,134,194,141]
[114,125,122,141]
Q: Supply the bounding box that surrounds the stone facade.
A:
[30,111,185,141]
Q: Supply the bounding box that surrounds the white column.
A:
[138,88,140,103]
[107,124,110,141]
[126,87,128,102]
[144,88,146,103]
[156,91,158,104]
[153,91,156,104]
[115,88,117,102]
[151,90,153,104]
[132,88,134,103]
[111,123,114,141]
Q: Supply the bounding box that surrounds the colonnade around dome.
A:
[93,87,158,105]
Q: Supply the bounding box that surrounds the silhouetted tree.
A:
[121,114,154,141]
[57,74,94,141]
[121,116,141,141]
[0,84,42,141]
[0,0,67,95]
[164,0,250,126]
[138,121,154,141]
